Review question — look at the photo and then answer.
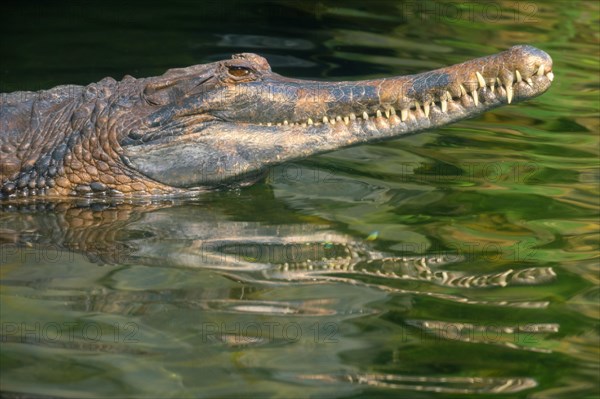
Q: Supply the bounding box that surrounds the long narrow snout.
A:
[246,45,553,127]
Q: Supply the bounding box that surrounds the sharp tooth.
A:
[349,113,356,120]
[376,110,382,118]
[401,108,408,121]
[446,91,452,100]
[390,107,396,115]
[476,72,486,88]
[385,109,390,118]
[301,123,307,127]
[526,78,533,86]
[277,123,282,126]
[441,99,447,112]
[362,112,369,120]
[307,118,313,125]
[330,118,336,125]
[497,77,502,86]
[490,84,495,93]
[537,64,545,76]
[424,102,430,117]
[414,101,420,112]
[267,122,272,126]
[323,116,329,124]
[459,84,467,97]
[472,90,479,106]
[283,120,289,125]
[506,85,513,104]
[336,116,342,122]
[547,71,554,81]
[515,70,522,83]
[344,116,349,124]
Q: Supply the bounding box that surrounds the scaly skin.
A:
[0,45,553,199]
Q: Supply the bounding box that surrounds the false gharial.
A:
[0,45,553,199]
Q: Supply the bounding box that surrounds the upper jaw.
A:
[249,45,553,130]
[129,45,553,146]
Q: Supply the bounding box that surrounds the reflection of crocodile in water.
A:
[0,200,560,396]
[1,201,556,301]
[1,46,553,198]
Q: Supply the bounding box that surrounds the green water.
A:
[1,1,598,398]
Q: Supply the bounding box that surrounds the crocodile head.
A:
[0,45,553,197]
[123,45,553,191]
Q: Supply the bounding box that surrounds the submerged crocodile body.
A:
[0,46,553,199]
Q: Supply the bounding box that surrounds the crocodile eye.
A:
[227,66,252,77]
